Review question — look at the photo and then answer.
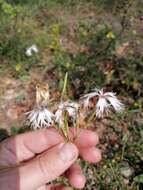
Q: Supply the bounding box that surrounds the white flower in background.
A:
[26,44,39,57]
[26,107,54,129]
[55,101,79,127]
[80,88,124,118]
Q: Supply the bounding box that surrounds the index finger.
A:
[0,128,64,167]
[70,128,99,148]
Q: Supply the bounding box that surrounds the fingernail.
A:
[60,143,78,162]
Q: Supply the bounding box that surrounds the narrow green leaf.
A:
[61,72,68,101]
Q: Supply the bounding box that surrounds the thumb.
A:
[19,143,78,190]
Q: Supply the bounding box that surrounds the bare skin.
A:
[0,128,101,190]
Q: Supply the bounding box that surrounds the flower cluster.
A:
[55,101,79,127]
[26,107,54,129]
[80,88,124,118]
[26,86,124,130]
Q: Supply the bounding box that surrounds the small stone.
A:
[123,178,129,185]
[105,176,111,184]
[120,165,134,178]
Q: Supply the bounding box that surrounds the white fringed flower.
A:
[55,101,79,127]
[81,88,124,118]
[26,44,39,57]
[80,90,99,109]
[26,107,54,129]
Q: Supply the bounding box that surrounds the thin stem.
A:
[60,72,68,101]
[87,110,96,123]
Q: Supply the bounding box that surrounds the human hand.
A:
[0,128,101,190]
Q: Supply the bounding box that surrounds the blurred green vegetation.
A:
[0,0,143,189]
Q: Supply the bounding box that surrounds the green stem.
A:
[60,72,68,101]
